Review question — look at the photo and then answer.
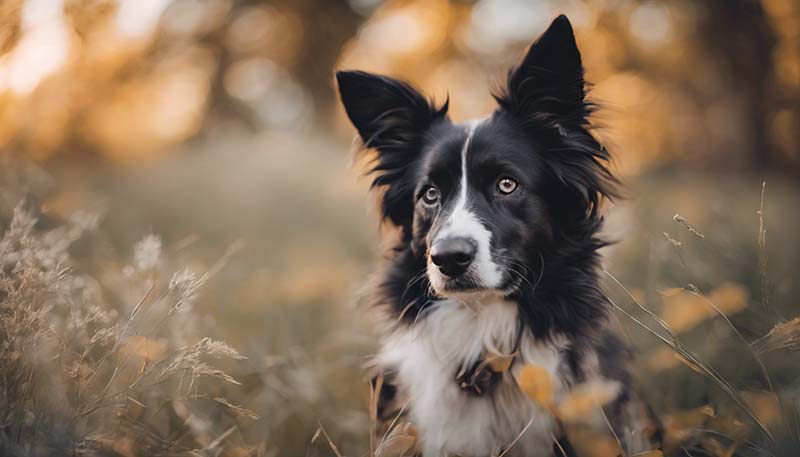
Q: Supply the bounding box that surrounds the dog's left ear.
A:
[496,14,585,124]
[497,15,619,223]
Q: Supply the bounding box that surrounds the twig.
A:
[497,415,535,457]
[552,433,568,457]
[369,376,378,457]
[673,214,705,238]
[315,421,345,457]
[377,402,409,452]
[600,407,624,456]
[757,181,769,310]
[205,425,237,450]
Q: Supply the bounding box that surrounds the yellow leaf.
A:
[518,364,555,410]
[662,405,716,446]
[710,283,749,313]
[120,336,167,362]
[628,287,646,304]
[485,352,515,373]
[665,405,715,429]
[661,282,748,333]
[376,422,418,457]
[563,426,622,457]
[226,447,257,457]
[96,435,136,457]
[657,287,685,297]
[556,380,621,422]
[674,353,704,375]
[645,347,681,373]
[741,391,782,427]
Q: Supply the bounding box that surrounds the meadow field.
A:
[1,1,799,456]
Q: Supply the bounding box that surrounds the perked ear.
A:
[336,70,448,236]
[495,14,586,126]
[496,15,620,225]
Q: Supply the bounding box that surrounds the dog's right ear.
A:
[336,70,448,235]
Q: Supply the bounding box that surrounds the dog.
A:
[336,15,659,457]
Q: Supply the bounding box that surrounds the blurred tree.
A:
[198,0,362,130]
[0,0,798,173]
[692,0,780,169]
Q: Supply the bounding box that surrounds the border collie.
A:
[337,15,658,457]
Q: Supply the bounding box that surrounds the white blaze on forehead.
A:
[433,120,503,288]
[457,120,479,214]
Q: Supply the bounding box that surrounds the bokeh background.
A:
[1,0,800,456]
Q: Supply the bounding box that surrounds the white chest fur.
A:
[378,298,567,457]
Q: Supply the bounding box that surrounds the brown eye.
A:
[497,177,518,195]
[422,186,440,205]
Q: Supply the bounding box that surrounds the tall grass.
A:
[603,179,800,457]
[0,193,255,455]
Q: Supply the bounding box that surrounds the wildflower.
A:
[168,268,207,314]
[133,234,162,271]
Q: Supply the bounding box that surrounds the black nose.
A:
[430,237,477,277]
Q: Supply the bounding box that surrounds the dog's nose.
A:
[430,237,476,277]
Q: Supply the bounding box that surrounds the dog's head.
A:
[337,15,617,298]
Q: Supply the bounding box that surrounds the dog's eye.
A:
[422,186,440,205]
[497,177,518,195]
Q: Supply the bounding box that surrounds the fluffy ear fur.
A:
[497,14,586,123]
[494,15,619,232]
[336,71,449,238]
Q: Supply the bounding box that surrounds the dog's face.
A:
[337,15,615,298]
[407,116,552,295]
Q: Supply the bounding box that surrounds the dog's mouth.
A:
[426,261,519,298]
[426,265,476,297]
[433,275,480,294]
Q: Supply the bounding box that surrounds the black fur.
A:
[337,15,619,341]
[337,14,658,454]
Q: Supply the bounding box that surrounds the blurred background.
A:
[1,0,800,456]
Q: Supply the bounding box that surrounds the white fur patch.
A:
[428,121,504,293]
[378,298,567,457]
